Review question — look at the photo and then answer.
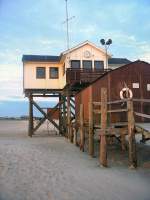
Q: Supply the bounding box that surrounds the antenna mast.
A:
[65,0,69,50]
[64,0,75,50]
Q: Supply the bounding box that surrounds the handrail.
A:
[134,112,150,119]
[66,68,111,72]
[107,99,129,104]
[133,99,150,103]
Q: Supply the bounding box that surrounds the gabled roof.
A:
[22,55,61,62]
[108,58,131,65]
[61,40,112,57]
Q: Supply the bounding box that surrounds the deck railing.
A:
[66,68,111,85]
[133,99,150,119]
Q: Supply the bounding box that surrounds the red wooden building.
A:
[75,60,150,123]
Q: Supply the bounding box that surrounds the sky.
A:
[0,0,150,103]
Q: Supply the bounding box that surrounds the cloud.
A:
[0,0,150,104]
[139,52,150,63]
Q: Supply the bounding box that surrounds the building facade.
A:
[22,40,130,93]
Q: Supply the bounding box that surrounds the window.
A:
[82,60,92,69]
[49,67,59,79]
[94,61,104,69]
[71,60,80,68]
[36,67,46,79]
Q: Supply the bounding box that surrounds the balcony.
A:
[66,68,111,86]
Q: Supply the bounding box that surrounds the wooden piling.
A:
[28,94,33,137]
[67,92,71,141]
[127,99,137,168]
[88,86,94,157]
[120,128,126,151]
[62,95,67,136]
[80,104,84,151]
[73,126,77,145]
[59,94,62,135]
[100,88,107,167]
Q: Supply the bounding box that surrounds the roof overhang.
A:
[61,40,112,57]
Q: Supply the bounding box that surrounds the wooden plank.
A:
[28,95,34,137]
[107,99,128,104]
[88,86,94,157]
[100,88,107,167]
[67,93,72,141]
[133,98,150,103]
[32,95,60,97]
[107,109,128,113]
[127,99,137,168]
[80,104,84,151]
[59,94,62,135]
[120,127,127,151]
[93,109,101,114]
[134,112,150,119]
[93,102,101,106]
[62,95,67,136]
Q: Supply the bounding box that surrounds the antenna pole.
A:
[65,0,69,50]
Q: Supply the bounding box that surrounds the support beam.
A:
[62,95,67,136]
[33,117,46,133]
[67,92,71,141]
[32,95,60,97]
[59,94,63,135]
[80,104,84,151]
[32,100,60,131]
[127,99,137,168]
[28,95,34,137]
[100,88,107,167]
[88,86,94,157]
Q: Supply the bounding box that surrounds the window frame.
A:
[36,67,46,79]
[49,67,59,79]
[82,60,92,69]
[94,60,104,70]
[71,60,81,69]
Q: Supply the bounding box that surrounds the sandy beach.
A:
[0,120,149,200]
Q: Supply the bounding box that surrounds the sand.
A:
[0,120,149,200]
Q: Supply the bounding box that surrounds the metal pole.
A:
[105,45,108,69]
[65,0,69,50]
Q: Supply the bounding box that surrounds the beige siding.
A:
[23,43,109,90]
[65,43,107,69]
[24,62,65,89]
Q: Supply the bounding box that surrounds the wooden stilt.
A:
[62,95,66,136]
[120,128,126,151]
[88,86,94,157]
[59,94,62,135]
[127,99,137,168]
[80,104,84,151]
[70,123,73,143]
[100,88,107,167]
[67,92,71,140]
[73,127,77,145]
[28,94,33,137]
